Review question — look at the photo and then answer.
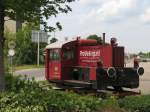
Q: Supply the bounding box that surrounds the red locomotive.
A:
[45,33,144,91]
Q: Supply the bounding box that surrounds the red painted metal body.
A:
[113,47,124,67]
[45,41,69,80]
[45,49,49,80]
[45,38,143,90]
[61,39,118,81]
[45,39,124,81]
[45,48,62,80]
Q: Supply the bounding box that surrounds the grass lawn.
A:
[15,64,44,71]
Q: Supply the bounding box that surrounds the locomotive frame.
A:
[45,34,144,91]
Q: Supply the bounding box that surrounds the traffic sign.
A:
[8,49,15,56]
[32,30,48,43]
[8,41,16,49]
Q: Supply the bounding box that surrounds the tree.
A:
[50,37,58,43]
[0,0,75,90]
[15,26,46,65]
[87,34,102,44]
[138,51,143,55]
[5,26,46,65]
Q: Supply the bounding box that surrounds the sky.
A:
[47,0,150,53]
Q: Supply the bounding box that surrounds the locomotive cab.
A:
[45,41,66,81]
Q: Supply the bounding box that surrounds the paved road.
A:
[126,62,150,94]
[14,68,45,81]
[138,62,150,94]
[14,62,150,94]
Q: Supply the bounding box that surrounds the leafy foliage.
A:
[3,74,150,112]
[15,27,37,64]
[50,37,58,43]
[0,0,75,90]
[119,95,150,112]
[138,51,150,58]
[5,25,46,65]
[1,74,125,112]
[87,34,103,44]
[3,0,75,31]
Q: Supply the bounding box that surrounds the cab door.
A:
[49,49,61,80]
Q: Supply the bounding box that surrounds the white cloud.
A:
[48,0,150,52]
[81,0,137,22]
[79,0,91,4]
[141,8,150,23]
[79,0,103,5]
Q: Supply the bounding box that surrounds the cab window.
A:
[49,49,60,60]
[63,49,74,60]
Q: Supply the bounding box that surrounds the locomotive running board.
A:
[63,80,92,88]
[49,80,141,97]
[97,88,141,98]
[49,80,92,88]
[51,85,141,98]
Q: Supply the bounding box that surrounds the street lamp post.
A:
[32,30,48,67]
[37,31,40,66]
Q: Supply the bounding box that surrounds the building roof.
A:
[45,41,68,49]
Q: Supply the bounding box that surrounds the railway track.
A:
[61,87,140,98]
[40,83,140,98]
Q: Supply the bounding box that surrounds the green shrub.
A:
[5,73,40,92]
[119,95,150,112]
[2,74,126,112]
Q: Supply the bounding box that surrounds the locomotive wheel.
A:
[113,86,123,92]
[72,70,80,80]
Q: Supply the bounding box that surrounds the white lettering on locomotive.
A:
[80,50,100,57]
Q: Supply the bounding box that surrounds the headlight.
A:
[137,67,144,76]
[107,67,116,79]
[73,68,78,72]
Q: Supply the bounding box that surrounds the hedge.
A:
[1,74,124,112]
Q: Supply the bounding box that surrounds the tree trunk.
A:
[0,2,5,90]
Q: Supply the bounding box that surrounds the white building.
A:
[4,17,22,33]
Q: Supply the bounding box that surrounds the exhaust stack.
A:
[102,33,105,45]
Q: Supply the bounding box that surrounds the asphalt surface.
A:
[126,62,150,94]
[14,68,45,81]
[14,62,150,94]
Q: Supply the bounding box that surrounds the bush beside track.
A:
[119,95,150,112]
[0,73,149,112]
